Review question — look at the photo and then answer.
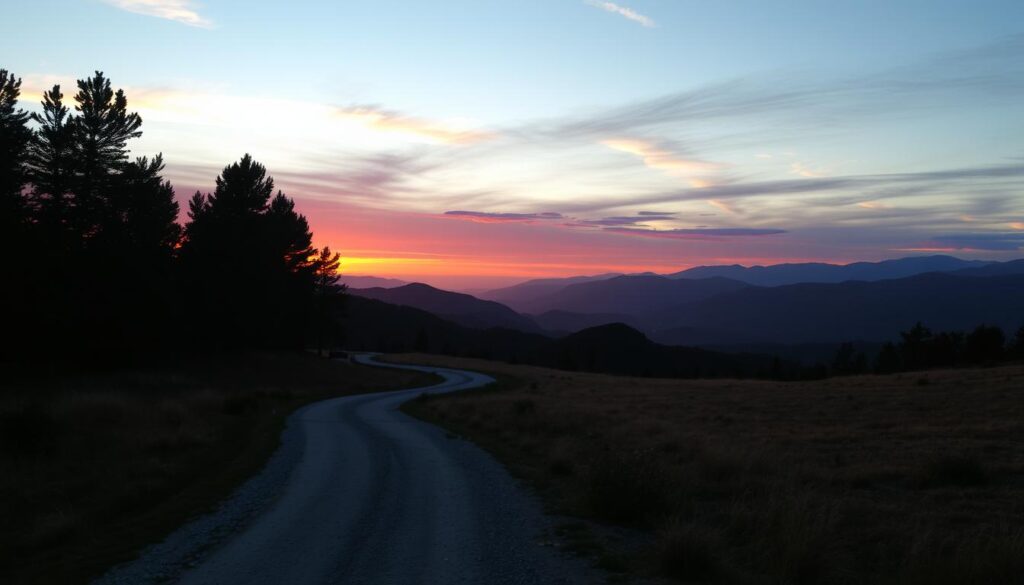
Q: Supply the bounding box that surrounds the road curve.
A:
[94,354,594,585]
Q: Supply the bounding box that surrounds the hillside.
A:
[349,283,542,333]
[668,255,991,286]
[337,275,409,289]
[341,297,779,378]
[480,273,621,311]
[516,275,749,315]
[530,310,643,334]
[649,272,1024,345]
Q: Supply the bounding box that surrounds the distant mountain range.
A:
[514,275,749,315]
[668,255,991,286]
[481,273,621,310]
[648,272,1024,345]
[340,296,779,378]
[349,283,542,333]
[476,255,996,311]
[338,275,408,289]
[529,310,643,335]
[342,256,1024,362]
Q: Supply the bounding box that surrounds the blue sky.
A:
[5,1,1024,287]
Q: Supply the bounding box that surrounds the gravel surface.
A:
[93,354,598,585]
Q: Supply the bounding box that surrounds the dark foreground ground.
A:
[398,354,1024,585]
[0,352,435,585]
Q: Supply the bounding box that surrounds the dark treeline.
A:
[821,322,1024,379]
[0,69,344,365]
[869,322,1023,374]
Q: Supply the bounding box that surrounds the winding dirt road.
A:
[94,354,593,585]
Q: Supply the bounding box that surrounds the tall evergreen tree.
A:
[26,85,75,226]
[0,69,31,204]
[312,246,344,355]
[70,71,142,235]
[115,154,181,257]
[0,70,33,359]
[181,155,317,348]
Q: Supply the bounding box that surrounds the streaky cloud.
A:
[605,227,788,240]
[444,210,564,223]
[925,233,1024,251]
[584,0,655,28]
[558,161,1024,214]
[335,105,495,145]
[536,35,1024,141]
[600,138,722,185]
[103,0,213,28]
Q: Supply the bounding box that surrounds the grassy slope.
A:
[398,354,1024,585]
[0,352,437,585]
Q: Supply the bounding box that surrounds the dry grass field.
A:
[0,353,436,585]
[398,354,1024,585]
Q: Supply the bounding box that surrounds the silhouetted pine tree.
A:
[0,70,30,205]
[69,71,142,237]
[0,70,33,359]
[312,246,344,355]
[26,85,75,228]
[181,155,315,349]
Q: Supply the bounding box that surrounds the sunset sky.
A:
[6,0,1024,289]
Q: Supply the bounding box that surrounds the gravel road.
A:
[93,354,596,585]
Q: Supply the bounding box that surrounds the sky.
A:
[5,0,1024,289]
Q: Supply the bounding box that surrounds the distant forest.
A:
[0,69,344,364]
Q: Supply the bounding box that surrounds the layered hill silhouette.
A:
[648,272,1024,345]
[346,256,1024,355]
[341,296,776,378]
[350,283,542,333]
[667,254,989,286]
[530,310,643,335]
[946,258,1024,278]
[338,275,408,289]
[477,255,998,311]
[512,275,749,315]
[482,273,621,311]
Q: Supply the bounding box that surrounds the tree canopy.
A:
[2,69,344,363]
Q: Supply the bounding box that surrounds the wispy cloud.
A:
[924,233,1024,251]
[584,1,655,27]
[790,161,829,178]
[605,227,787,240]
[335,105,495,145]
[560,161,1024,214]
[707,199,739,215]
[444,211,564,223]
[601,138,721,186]
[443,209,783,243]
[857,201,891,210]
[571,211,677,227]
[103,0,213,28]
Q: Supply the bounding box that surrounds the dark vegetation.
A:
[0,69,346,366]
[401,354,1024,585]
[0,352,435,585]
